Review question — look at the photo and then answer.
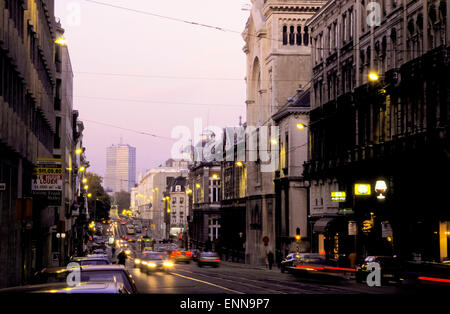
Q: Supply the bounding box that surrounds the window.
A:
[303,26,309,46]
[296,26,302,45]
[209,178,221,203]
[282,25,288,45]
[172,197,176,204]
[208,218,221,241]
[180,197,184,204]
[343,14,347,42]
[289,26,295,45]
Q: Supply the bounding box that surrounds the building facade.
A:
[272,88,311,260]
[135,166,187,239]
[0,0,85,287]
[105,143,136,193]
[242,0,326,265]
[305,0,449,264]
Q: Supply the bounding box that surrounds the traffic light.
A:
[295,227,301,241]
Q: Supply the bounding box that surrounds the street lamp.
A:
[55,37,67,46]
[79,166,86,172]
[82,178,88,184]
[236,161,243,167]
[368,72,380,82]
[75,148,84,155]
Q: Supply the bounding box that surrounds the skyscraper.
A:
[105,143,136,193]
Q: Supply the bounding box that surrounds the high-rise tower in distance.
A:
[105,143,136,193]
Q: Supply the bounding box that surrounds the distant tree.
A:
[114,190,131,212]
[86,172,111,221]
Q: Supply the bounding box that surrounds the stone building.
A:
[305,0,449,264]
[242,0,326,265]
[272,88,311,259]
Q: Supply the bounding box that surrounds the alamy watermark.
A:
[170,118,280,173]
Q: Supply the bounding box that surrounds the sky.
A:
[54,0,251,179]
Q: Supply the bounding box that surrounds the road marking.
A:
[170,272,245,294]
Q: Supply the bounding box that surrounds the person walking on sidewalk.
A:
[267,250,274,270]
[117,250,127,265]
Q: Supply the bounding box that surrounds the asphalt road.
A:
[109,220,407,294]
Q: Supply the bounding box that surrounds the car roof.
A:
[0,282,126,294]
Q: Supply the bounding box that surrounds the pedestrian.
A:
[267,250,274,270]
[117,250,127,265]
[111,245,116,257]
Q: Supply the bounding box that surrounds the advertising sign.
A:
[32,158,63,206]
[348,221,358,236]
[354,184,371,196]
[331,191,346,202]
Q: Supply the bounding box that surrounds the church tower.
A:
[243,0,327,265]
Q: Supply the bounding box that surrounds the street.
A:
[112,221,404,295]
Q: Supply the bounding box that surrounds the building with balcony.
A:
[305,0,449,264]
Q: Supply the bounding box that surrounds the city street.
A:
[112,220,404,295]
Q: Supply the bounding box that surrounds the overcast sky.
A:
[55,0,250,179]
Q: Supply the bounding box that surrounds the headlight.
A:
[134,259,141,264]
[142,261,148,265]
[163,261,174,267]
[148,262,157,268]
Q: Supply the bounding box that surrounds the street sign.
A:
[32,158,62,206]
[0,183,5,191]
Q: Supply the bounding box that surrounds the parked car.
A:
[70,256,112,266]
[356,256,402,285]
[135,251,174,273]
[0,281,130,294]
[197,252,220,268]
[32,265,138,294]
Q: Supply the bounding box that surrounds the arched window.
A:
[303,26,309,46]
[282,25,288,45]
[296,26,302,45]
[289,26,295,45]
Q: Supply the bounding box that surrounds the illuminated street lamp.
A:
[84,185,89,190]
[79,166,86,172]
[75,148,83,155]
[368,72,379,82]
[271,139,278,145]
[82,178,88,184]
[196,183,201,189]
[55,37,67,46]
[87,193,92,198]
[296,123,306,130]
[236,161,243,167]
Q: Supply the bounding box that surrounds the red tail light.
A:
[185,251,192,257]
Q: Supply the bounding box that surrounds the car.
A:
[356,256,402,285]
[134,251,174,273]
[32,265,138,294]
[171,250,192,264]
[0,281,130,294]
[280,252,302,273]
[70,256,112,266]
[197,252,220,268]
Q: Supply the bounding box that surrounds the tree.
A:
[85,172,111,221]
[114,190,131,212]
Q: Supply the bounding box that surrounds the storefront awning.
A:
[313,218,336,233]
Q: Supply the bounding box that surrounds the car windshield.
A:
[80,270,132,292]
[201,253,219,257]
[143,253,164,260]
